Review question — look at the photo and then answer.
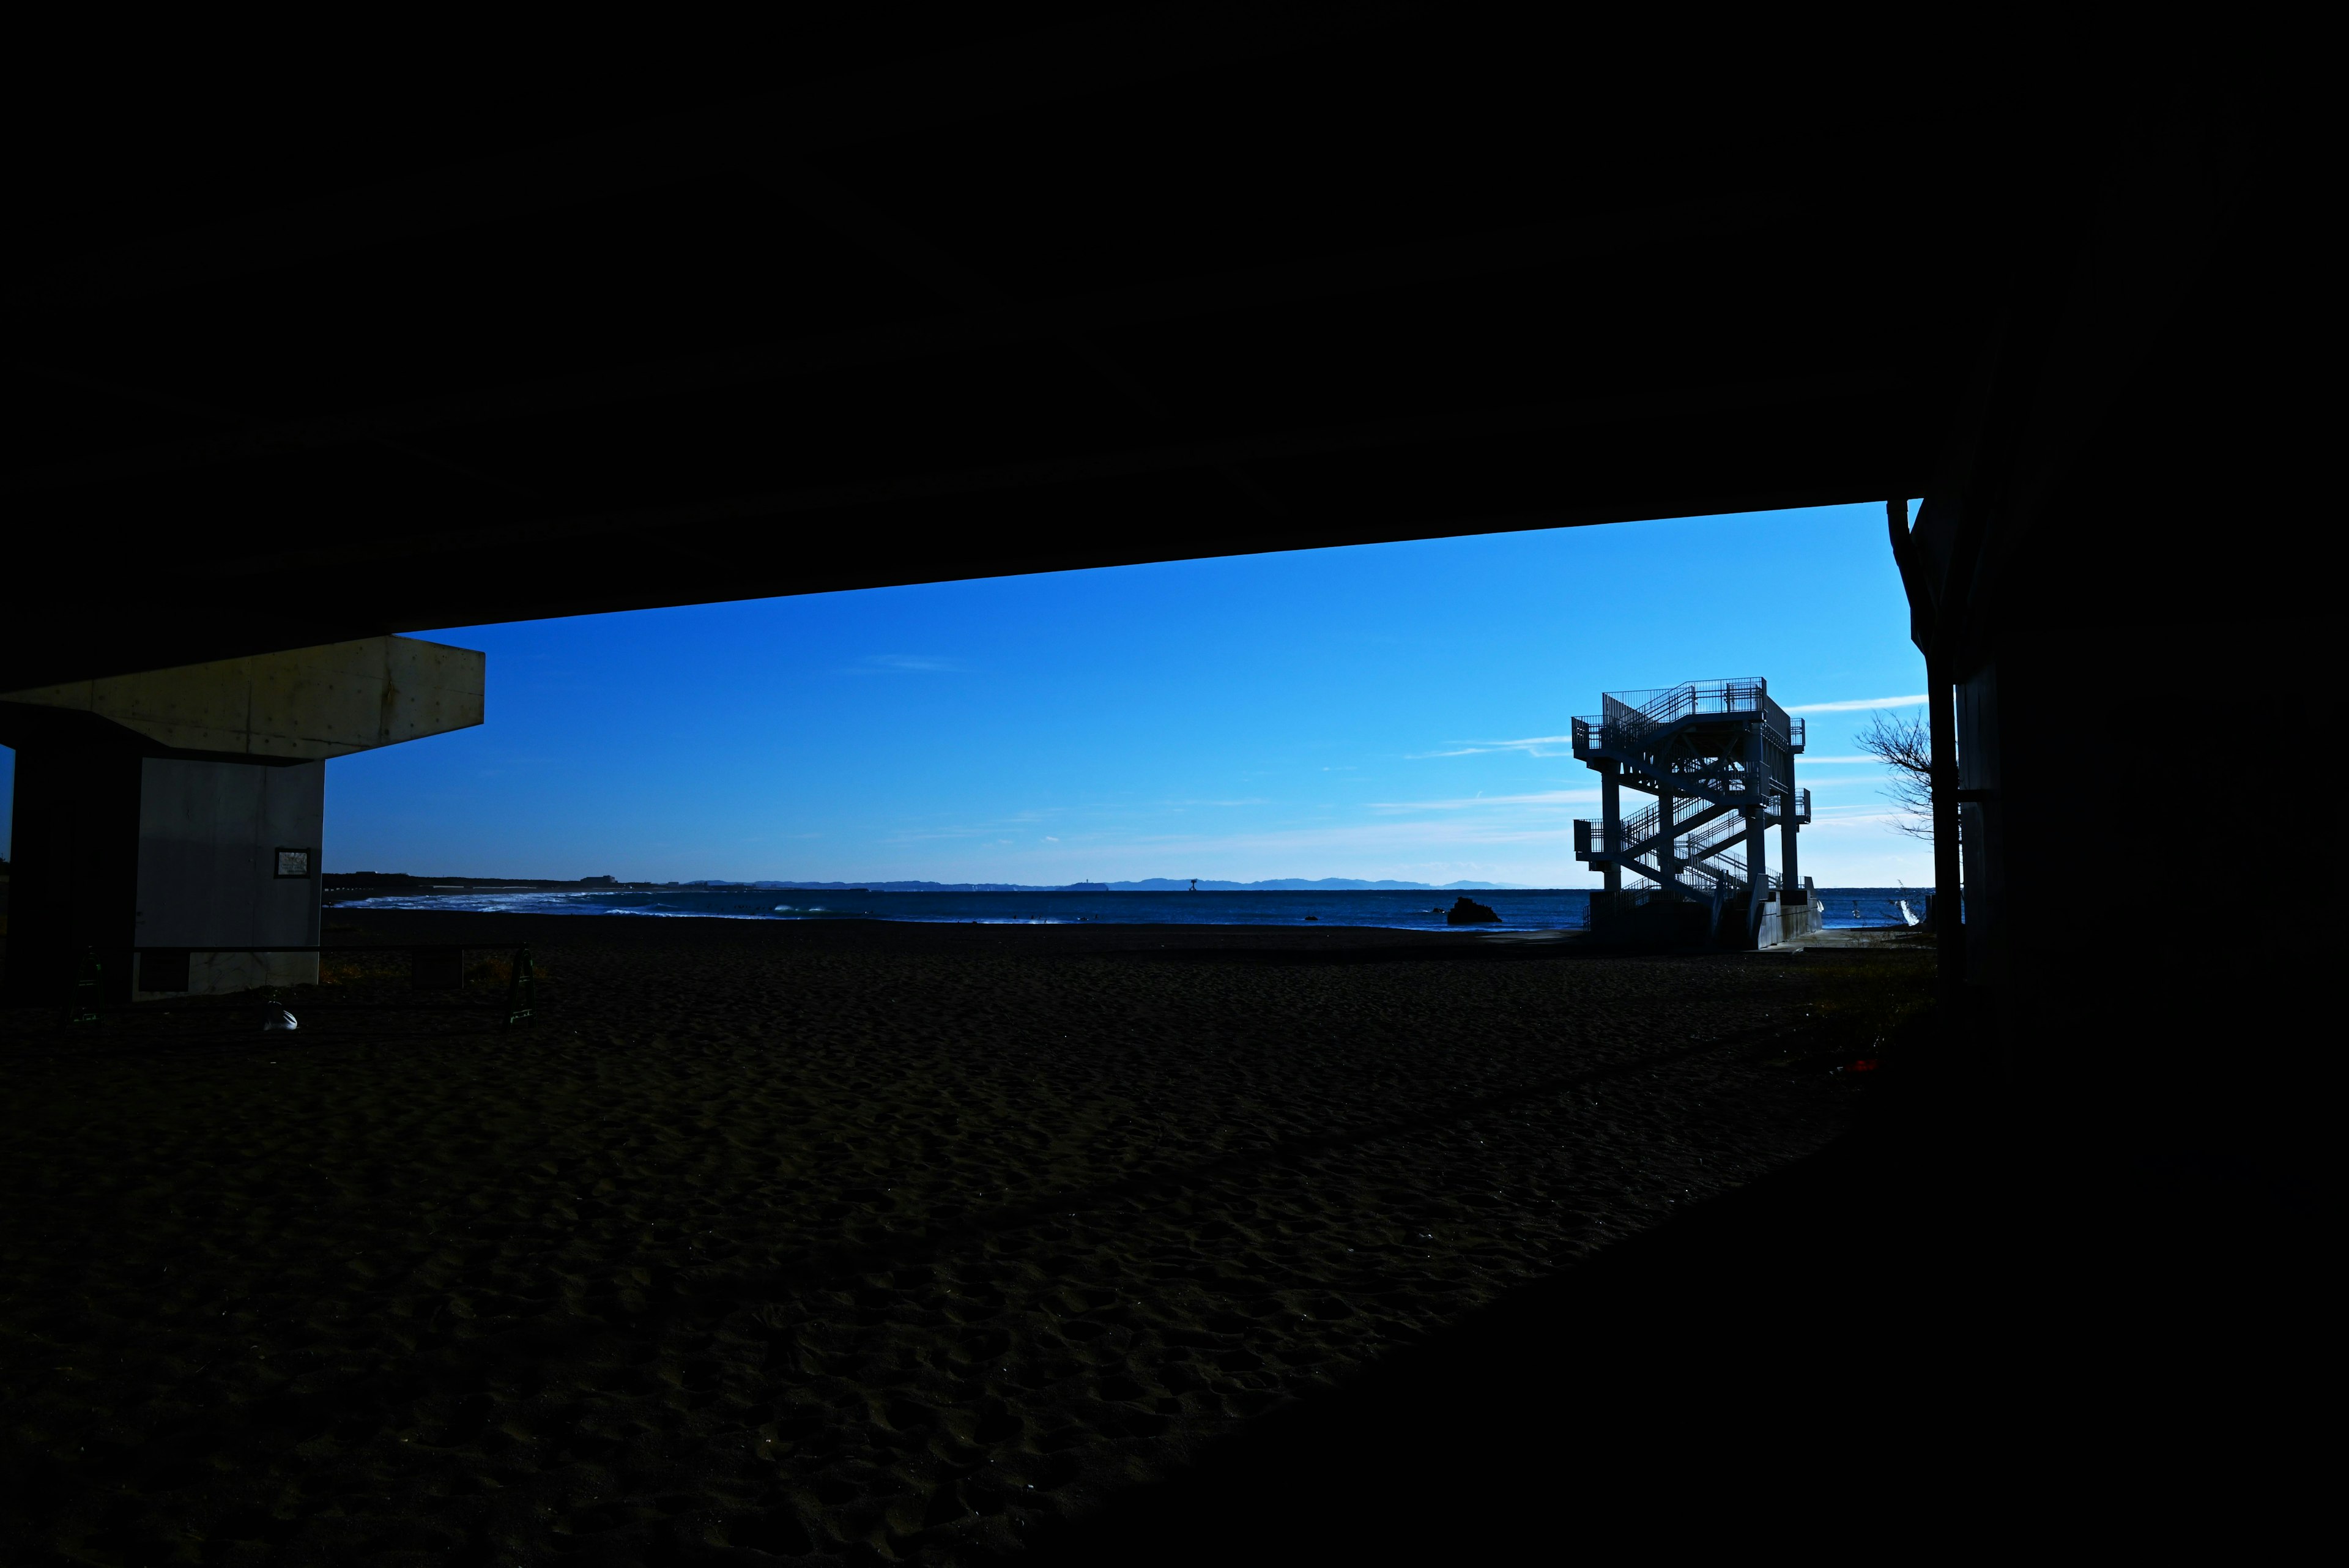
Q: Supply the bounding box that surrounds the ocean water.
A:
[333,886,1932,932]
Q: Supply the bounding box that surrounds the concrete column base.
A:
[137,950,320,1001]
[1759,899,1824,947]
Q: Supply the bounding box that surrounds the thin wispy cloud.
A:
[858,654,961,673]
[1368,789,1600,812]
[1089,816,1594,861]
[1408,734,1579,759]
[1798,810,1911,830]
[1784,694,1928,713]
[880,811,1061,845]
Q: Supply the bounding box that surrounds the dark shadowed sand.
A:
[2,914,1871,1565]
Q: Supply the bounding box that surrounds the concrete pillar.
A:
[3,733,143,1003]
[2,636,483,1004]
[1958,660,2000,989]
[1780,812,1799,896]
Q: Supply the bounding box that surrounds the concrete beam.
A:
[14,199,1777,497]
[0,635,483,760]
[176,372,1894,588]
[42,12,1393,311]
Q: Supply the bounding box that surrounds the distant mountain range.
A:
[687,878,1537,892]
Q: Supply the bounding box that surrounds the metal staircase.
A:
[1570,678,1809,945]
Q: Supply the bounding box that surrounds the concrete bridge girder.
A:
[1,636,483,760]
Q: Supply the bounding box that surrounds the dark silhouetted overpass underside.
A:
[0,20,2317,1548]
[7,14,2071,693]
[2,14,2304,1050]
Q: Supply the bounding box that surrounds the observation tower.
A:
[1572,678,1814,945]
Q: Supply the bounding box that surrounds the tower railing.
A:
[1680,811,1751,861]
[1583,679,1787,755]
[1604,678,1768,728]
[1688,858,1787,893]
[1575,789,1809,868]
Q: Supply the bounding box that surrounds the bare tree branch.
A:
[1856,708,1935,841]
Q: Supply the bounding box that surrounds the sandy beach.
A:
[1,913,1893,1565]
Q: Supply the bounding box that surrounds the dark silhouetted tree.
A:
[1857,708,1935,841]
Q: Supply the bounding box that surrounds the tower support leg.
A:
[1600,760,1622,897]
[1657,784,1677,896]
[1745,806,1768,946]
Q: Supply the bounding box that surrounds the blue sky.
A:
[2,502,1931,886]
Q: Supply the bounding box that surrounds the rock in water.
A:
[1446,897,1501,925]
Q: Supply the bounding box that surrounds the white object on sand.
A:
[263,1008,300,1031]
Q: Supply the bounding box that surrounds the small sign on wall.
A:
[275,847,314,879]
